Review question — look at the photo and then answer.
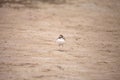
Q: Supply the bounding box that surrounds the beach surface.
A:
[0,0,120,80]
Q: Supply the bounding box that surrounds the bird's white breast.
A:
[56,38,65,44]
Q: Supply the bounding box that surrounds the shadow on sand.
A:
[56,49,67,52]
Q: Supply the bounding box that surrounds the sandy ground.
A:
[0,0,120,80]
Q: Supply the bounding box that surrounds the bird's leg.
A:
[60,44,63,48]
[61,44,63,48]
[59,44,63,48]
[59,44,61,47]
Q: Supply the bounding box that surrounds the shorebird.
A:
[56,35,65,48]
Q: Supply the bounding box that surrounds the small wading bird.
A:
[56,35,65,48]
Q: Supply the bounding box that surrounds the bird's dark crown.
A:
[58,35,65,39]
